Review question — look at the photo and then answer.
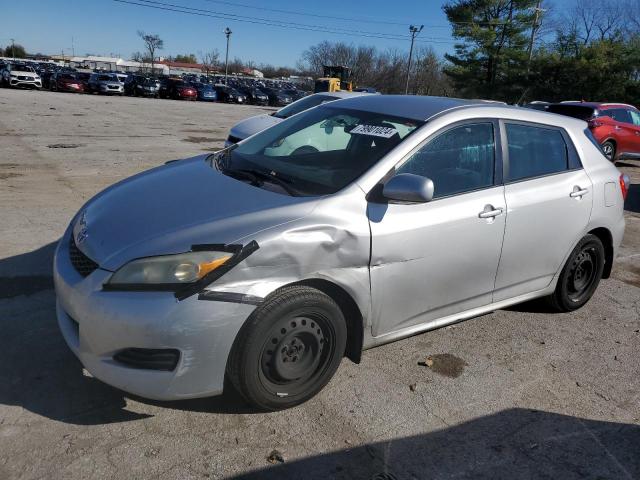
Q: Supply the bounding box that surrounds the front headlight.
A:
[107,251,232,287]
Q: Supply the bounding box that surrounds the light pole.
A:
[224,27,232,85]
[405,25,423,95]
[10,38,15,60]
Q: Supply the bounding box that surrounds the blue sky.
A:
[1,0,457,65]
[2,0,571,67]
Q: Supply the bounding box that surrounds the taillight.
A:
[620,174,630,200]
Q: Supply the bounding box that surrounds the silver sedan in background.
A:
[54,95,628,411]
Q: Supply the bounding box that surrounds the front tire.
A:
[601,140,616,162]
[548,234,605,312]
[227,285,347,411]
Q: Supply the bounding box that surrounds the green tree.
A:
[4,44,27,58]
[442,0,539,101]
[172,53,197,64]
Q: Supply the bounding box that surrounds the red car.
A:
[160,79,197,101]
[49,72,85,93]
[548,102,640,161]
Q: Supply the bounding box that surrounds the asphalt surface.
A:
[0,88,639,480]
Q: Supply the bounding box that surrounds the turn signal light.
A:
[620,174,630,200]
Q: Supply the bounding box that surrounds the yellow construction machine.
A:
[314,65,353,93]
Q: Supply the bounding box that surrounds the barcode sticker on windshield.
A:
[350,124,397,138]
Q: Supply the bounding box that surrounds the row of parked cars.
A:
[0,60,310,106]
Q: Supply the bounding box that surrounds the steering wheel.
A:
[291,145,319,156]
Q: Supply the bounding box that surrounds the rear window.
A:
[547,105,596,121]
[506,123,569,181]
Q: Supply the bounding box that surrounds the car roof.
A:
[559,101,638,110]
[322,91,371,99]
[323,95,505,121]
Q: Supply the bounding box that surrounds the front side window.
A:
[217,106,423,196]
[506,123,568,182]
[396,123,496,199]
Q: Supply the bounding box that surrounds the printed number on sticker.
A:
[351,124,397,138]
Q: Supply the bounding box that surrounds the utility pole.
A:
[10,38,15,60]
[71,36,75,57]
[405,25,423,95]
[526,0,545,72]
[518,0,545,105]
[224,27,232,85]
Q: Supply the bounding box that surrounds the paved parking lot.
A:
[0,88,639,480]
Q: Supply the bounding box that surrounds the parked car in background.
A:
[225,91,370,146]
[159,78,197,100]
[236,86,269,106]
[88,73,124,95]
[214,84,246,104]
[49,72,84,93]
[522,101,550,111]
[547,102,640,161]
[54,95,628,411]
[194,83,218,102]
[75,72,92,92]
[0,63,42,89]
[280,88,307,101]
[261,87,293,107]
[124,75,159,97]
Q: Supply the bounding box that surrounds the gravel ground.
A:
[0,88,638,480]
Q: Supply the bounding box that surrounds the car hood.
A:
[100,81,122,87]
[229,114,282,141]
[13,71,37,77]
[73,155,318,271]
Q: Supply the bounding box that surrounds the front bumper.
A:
[99,85,124,94]
[10,78,41,88]
[53,228,256,400]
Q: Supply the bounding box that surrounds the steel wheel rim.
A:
[567,247,597,302]
[259,312,335,396]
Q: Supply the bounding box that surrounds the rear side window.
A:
[397,123,496,199]
[506,123,569,182]
[606,109,633,124]
[630,110,640,126]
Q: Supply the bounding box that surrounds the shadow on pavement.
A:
[230,409,640,479]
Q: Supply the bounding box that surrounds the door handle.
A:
[570,186,589,198]
[478,205,504,219]
[614,125,622,130]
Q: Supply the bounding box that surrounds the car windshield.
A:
[214,106,423,196]
[59,74,76,80]
[274,94,338,119]
[98,75,113,81]
[12,64,34,73]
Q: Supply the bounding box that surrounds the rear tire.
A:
[227,285,347,411]
[601,140,616,162]
[547,234,605,312]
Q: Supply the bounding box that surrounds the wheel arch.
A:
[587,227,614,278]
[287,278,364,364]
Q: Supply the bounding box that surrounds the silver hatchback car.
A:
[54,96,628,410]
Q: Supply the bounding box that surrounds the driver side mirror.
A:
[382,173,434,203]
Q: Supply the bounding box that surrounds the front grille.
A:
[69,236,99,277]
[113,348,180,371]
[227,135,241,144]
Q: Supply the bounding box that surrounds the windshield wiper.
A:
[221,167,299,196]
[235,168,299,195]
